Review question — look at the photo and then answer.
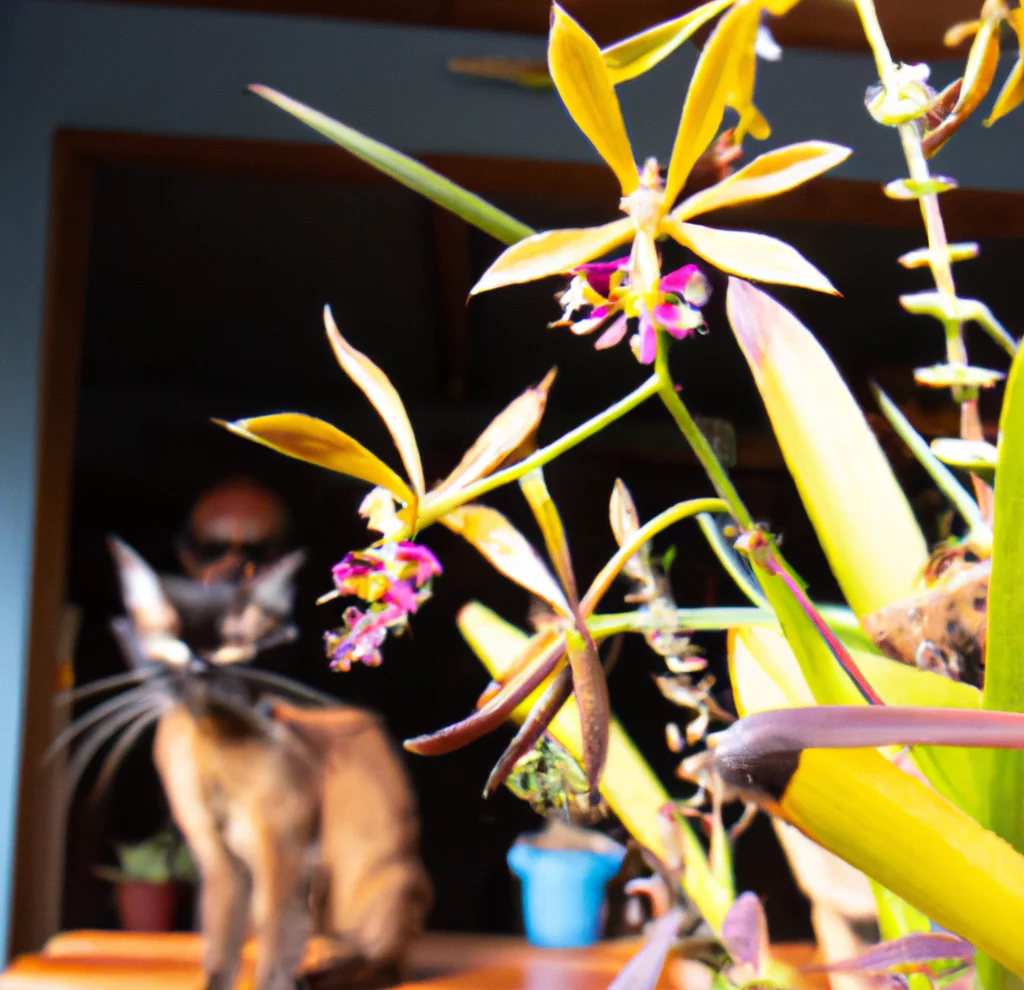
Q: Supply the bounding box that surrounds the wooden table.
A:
[0,931,821,989]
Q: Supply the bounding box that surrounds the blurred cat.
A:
[56,537,431,990]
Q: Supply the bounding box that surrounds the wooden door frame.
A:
[15,127,1024,955]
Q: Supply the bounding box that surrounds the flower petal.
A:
[549,4,638,194]
[432,368,557,497]
[600,0,735,85]
[664,219,838,294]
[653,301,703,336]
[324,307,425,499]
[633,319,658,365]
[470,218,634,295]
[594,314,629,349]
[519,468,579,606]
[664,3,751,210]
[441,503,571,615]
[673,141,852,222]
[987,10,1024,124]
[216,413,415,506]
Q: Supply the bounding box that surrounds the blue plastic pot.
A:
[508,839,626,948]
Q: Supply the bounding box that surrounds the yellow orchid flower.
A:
[470,3,849,346]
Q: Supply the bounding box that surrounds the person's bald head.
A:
[178,477,289,583]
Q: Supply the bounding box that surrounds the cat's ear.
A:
[107,536,190,667]
[247,549,307,620]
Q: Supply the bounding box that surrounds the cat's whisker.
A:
[90,705,166,807]
[55,668,156,706]
[45,685,154,763]
[232,667,338,707]
[63,700,163,802]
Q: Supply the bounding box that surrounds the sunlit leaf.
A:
[216,413,414,506]
[249,86,534,246]
[470,218,634,295]
[520,468,578,605]
[457,601,732,930]
[725,279,928,617]
[549,4,638,194]
[665,220,838,293]
[441,503,570,615]
[324,307,424,503]
[432,368,557,497]
[664,3,749,209]
[602,0,734,84]
[673,141,851,221]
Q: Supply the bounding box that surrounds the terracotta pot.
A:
[115,881,180,932]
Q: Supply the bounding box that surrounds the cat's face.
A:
[107,536,305,671]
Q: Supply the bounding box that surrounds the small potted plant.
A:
[94,829,197,932]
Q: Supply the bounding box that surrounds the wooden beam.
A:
[66,0,980,60]
[10,133,95,957]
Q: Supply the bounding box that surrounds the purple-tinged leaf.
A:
[606,906,686,990]
[804,933,974,974]
[721,892,769,973]
[404,631,565,755]
[484,666,574,797]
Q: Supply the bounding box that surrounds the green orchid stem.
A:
[588,605,870,643]
[653,332,754,529]
[418,374,660,528]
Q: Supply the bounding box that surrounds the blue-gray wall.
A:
[1,0,1021,957]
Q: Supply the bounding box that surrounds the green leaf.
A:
[249,85,534,246]
[871,384,985,532]
[978,344,1024,989]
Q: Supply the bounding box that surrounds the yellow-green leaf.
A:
[665,219,838,294]
[217,413,415,506]
[977,342,1024,990]
[779,746,1024,977]
[664,2,750,210]
[457,601,733,930]
[548,4,638,194]
[725,279,928,617]
[324,307,424,500]
[432,368,556,498]
[601,0,735,84]
[470,218,633,295]
[440,503,571,615]
[673,141,852,221]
